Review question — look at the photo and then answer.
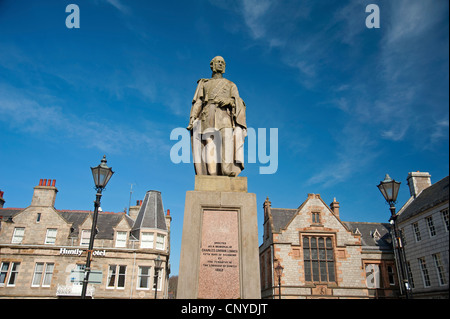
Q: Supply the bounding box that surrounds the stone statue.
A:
[187,56,247,177]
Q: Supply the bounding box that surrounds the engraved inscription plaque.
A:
[198,210,240,299]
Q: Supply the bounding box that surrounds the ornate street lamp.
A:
[154,255,163,299]
[274,261,284,299]
[81,155,114,299]
[377,174,412,299]
[377,174,401,211]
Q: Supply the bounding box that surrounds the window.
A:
[156,234,165,250]
[426,216,436,237]
[441,209,449,232]
[107,265,126,289]
[418,258,431,287]
[36,213,41,223]
[406,261,415,288]
[312,212,321,224]
[433,254,447,286]
[80,230,91,246]
[387,265,395,286]
[72,264,85,286]
[0,262,20,287]
[115,231,127,248]
[32,263,54,287]
[45,228,57,245]
[141,232,154,249]
[11,227,25,244]
[303,236,335,283]
[137,266,151,289]
[413,223,421,242]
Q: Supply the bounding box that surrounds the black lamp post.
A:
[377,174,411,299]
[154,255,163,299]
[81,155,114,299]
[274,261,284,299]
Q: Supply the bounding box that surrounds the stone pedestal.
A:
[177,176,261,299]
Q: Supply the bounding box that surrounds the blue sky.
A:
[0,0,448,276]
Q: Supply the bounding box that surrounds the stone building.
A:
[396,173,449,298]
[259,194,399,299]
[0,179,171,299]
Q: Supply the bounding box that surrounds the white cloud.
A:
[0,84,167,155]
[241,0,272,39]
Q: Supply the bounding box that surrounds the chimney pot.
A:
[43,179,47,186]
[52,179,56,187]
[167,209,170,216]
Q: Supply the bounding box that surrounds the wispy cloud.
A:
[0,83,167,155]
[103,0,131,15]
[306,122,381,187]
[222,0,448,187]
[241,0,272,39]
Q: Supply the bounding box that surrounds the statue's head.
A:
[210,56,226,74]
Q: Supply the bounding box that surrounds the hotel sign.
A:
[59,248,106,257]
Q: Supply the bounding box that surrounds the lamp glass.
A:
[377,174,401,203]
[155,256,163,269]
[275,263,284,278]
[91,155,114,189]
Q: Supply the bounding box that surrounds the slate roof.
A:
[343,221,392,250]
[1,190,168,241]
[59,211,134,240]
[270,208,297,232]
[269,206,392,249]
[397,175,449,223]
[0,208,22,221]
[0,208,135,241]
[131,190,167,239]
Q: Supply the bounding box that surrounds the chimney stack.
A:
[165,209,172,231]
[407,171,431,198]
[128,200,142,220]
[0,190,5,208]
[330,197,340,219]
[31,179,58,207]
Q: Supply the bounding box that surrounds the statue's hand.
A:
[217,97,234,108]
[187,118,195,130]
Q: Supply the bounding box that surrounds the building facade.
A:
[396,173,449,299]
[0,179,171,299]
[259,194,399,299]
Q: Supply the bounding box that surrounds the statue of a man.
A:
[187,56,247,177]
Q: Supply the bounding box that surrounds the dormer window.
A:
[80,230,91,246]
[115,231,127,248]
[372,229,381,241]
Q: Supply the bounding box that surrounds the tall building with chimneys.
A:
[0,179,172,299]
